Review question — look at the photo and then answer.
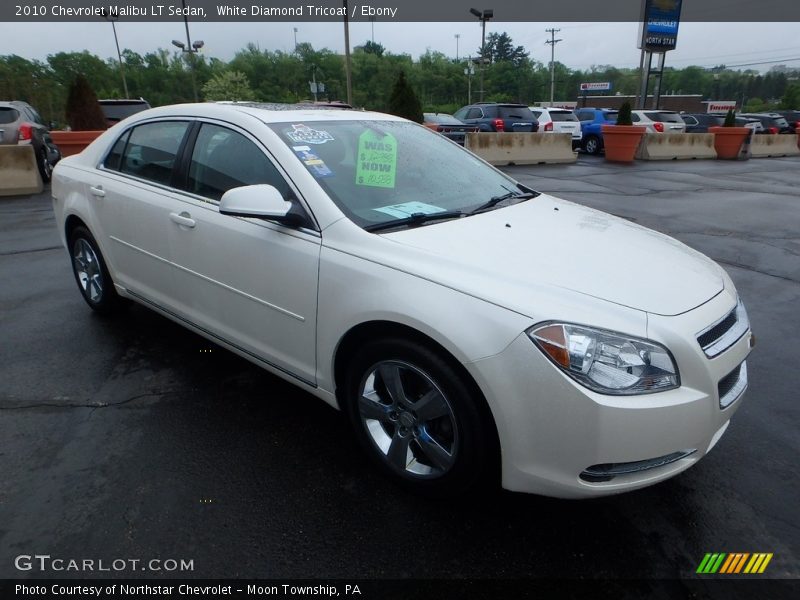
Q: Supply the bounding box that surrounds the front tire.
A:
[344,338,495,496]
[68,225,120,314]
[583,134,601,155]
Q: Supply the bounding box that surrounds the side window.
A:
[104,130,130,171]
[120,121,189,186]
[453,108,468,120]
[188,123,290,202]
[466,108,483,119]
[577,111,592,121]
[631,113,641,122]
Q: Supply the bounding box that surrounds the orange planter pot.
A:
[50,130,105,158]
[708,127,750,160]
[600,125,646,163]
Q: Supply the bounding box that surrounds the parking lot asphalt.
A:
[1,156,798,589]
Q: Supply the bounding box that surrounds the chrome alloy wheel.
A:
[72,238,103,303]
[357,360,459,478]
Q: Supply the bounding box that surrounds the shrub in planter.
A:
[709,108,750,160]
[601,101,645,163]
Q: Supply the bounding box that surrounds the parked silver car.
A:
[631,110,687,134]
[0,100,61,181]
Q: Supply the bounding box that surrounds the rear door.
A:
[94,119,192,310]
[550,110,581,139]
[498,105,535,132]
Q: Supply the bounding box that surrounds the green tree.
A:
[65,74,107,130]
[388,70,423,123]
[202,71,256,101]
[480,32,528,67]
[780,84,800,109]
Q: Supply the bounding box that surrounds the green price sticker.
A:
[356,130,397,189]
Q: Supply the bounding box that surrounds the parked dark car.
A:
[739,112,792,134]
[0,100,61,181]
[452,103,538,133]
[423,113,479,145]
[574,108,618,155]
[98,98,152,126]
[775,110,800,132]
[681,113,724,133]
[684,113,765,134]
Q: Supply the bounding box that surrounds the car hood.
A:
[377,195,724,317]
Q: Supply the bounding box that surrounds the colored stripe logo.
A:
[696,553,773,574]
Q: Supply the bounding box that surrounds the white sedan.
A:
[52,103,753,498]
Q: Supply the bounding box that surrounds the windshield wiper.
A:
[364,211,464,233]
[468,189,538,216]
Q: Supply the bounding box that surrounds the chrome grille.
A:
[719,361,747,409]
[697,300,749,358]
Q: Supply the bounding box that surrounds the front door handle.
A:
[169,211,196,229]
[89,185,105,198]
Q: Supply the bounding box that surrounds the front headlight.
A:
[528,323,680,395]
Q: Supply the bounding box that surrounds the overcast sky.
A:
[4,21,800,73]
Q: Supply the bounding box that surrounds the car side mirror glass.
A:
[219,184,299,224]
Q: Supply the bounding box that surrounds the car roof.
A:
[124,102,404,125]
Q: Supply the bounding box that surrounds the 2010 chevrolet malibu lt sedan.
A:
[51,103,753,498]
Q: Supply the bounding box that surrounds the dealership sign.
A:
[579,82,612,92]
[640,0,683,52]
[706,101,737,113]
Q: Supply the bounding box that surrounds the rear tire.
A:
[37,147,53,182]
[68,226,120,315]
[344,338,495,497]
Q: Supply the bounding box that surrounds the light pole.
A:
[342,0,353,105]
[469,8,493,102]
[104,12,129,98]
[171,0,203,102]
[455,33,460,61]
[293,27,298,52]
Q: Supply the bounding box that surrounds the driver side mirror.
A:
[219,184,303,227]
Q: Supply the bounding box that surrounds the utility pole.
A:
[545,28,562,106]
[455,34,460,61]
[343,0,353,105]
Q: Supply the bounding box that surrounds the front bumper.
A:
[466,291,752,498]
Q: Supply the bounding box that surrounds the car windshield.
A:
[268,120,528,230]
[550,111,578,122]
[100,102,150,121]
[498,106,535,120]
[649,112,684,123]
[424,114,462,125]
[0,107,20,124]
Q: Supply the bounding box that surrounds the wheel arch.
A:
[64,214,89,243]
[332,319,501,469]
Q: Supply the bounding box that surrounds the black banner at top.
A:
[2,0,800,22]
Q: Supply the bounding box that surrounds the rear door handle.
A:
[89,185,105,198]
[169,211,196,229]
